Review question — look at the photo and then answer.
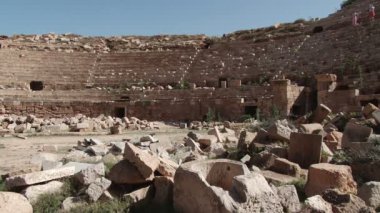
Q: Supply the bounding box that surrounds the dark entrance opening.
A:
[219,78,228,88]
[313,26,324,33]
[360,99,379,107]
[290,105,302,118]
[30,81,44,91]
[114,107,126,118]
[244,106,257,118]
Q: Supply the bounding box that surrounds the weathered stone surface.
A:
[5,166,75,188]
[75,163,105,185]
[187,131,201,142]
[124,142,160,179]
[30,152,61,169]
[208,126,223,142]
[184,137,203,153]
[300,123,323,134]
[124,186,154,204]
[86,177,111,202]
[363,103,379,118]
[268,122,293,142]
[61,197,87,211]
[261,170,299,185]
[0,192,33,213]
[153,176,174,205]
[358,181,380,209]
[62,162,95,173]
[271,157,301,178]
[372,110,380,124]
[157,157,178,177]
[273,185,301,213]
[305,163,357,197]
[42,160,63,171]
[108,159,152,184]
[289,132,322,168]
[249,151,278,170]
[110,142,126,154]
[311,104,332,123]
[232,173,283,213]
[304,195,333,213]
[23,181,63,203]
[322,189,374,213]
[173,159,250,213]
[342,122,373,148]
[208,142,226,158]
[140,135,158,143]
[87,145,109,156]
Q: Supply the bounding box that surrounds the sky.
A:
[0,0,343,36]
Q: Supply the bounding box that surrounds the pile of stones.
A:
[0,114,157,135]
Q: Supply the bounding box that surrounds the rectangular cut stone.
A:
[311,104,332,123]
[5,166,76,188]
[124,142,160,179]
[371,110,380,124]
[289,133,322,168]
[342,122,373,148]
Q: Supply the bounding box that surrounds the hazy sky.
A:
[0,0,342,36]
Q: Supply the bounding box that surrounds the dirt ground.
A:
[0,128,193,176]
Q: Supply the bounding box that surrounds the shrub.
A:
[0,178,5,191]
[70,199,131,213]
[32,179,77,213]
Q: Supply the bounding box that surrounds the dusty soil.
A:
[0,128,194,176]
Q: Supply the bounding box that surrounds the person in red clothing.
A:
[369,4,376,21]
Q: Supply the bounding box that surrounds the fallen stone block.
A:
[261,170,299,185]
[304,195,333,213]
[124,142,160,179]
[23,181,63,203]
[342,122,373,148]
[86,177,111,202]
[232,172,283,213]
[0,192,33,213]
[173,159,251,213]
[75,163,105,185]
[184,137,203,153]
[124,186,154,204]
[268,122,293,142]
[305,163,357,197]
[5,166,75,189]
[249,151,278,170]
[140,135,159,143]
[322,189,374,213]
[110,142,125,154]
[271,158,301,178]
[363,103,379,118]
[87,145,109,156]
[108,160,153,184]
[153,176,174,206]
[372,110,380,124]
[300,123,323,134]
[358,181,380,209]
[311,104,332,123]
[289,132,322,168]
[272,185,301,213]
[30,153,61,170]
[157,157,179,177]
[42,160,63,171]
